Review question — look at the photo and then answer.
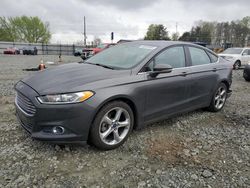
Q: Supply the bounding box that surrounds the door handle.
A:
[181,72,187,76]
[212,68,217,72]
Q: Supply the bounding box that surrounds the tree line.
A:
[1,16,250,47]
[145,17,250,47]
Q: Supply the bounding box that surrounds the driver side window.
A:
[154,46,186,69]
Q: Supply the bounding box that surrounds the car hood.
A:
[22,62,131,95]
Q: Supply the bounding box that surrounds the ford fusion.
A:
[15,41,232,150]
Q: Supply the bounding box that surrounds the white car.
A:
[218,48,250,69]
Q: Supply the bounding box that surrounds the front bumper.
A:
[15,81,95,144]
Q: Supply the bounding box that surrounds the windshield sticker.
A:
[139,45,157,50]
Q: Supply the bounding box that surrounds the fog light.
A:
[52,126,65,135]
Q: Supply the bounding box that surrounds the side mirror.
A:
[149,64,172,77]
[242,52,248,56]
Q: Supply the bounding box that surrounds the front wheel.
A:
[207,83,227,112]
[90,101,134,150]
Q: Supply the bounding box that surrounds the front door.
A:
[143,46,192,123]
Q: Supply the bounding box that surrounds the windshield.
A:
[86,43,157,69]
[222,48,243,54]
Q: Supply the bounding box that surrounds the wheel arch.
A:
[90,95,140,134]
[220,79,230,91]
[234,59,241,66]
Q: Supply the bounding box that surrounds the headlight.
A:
[37,91,94,104]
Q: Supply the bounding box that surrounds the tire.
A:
[244,73,250,81]
[207,83,227,112]
[243,65,250,81]
[233,60,241,70]
[244,77,250,81]
[90,101,134,150]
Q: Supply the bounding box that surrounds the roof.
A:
[125,40,211,50]
[126,40,193,47]
[122,40,217,56]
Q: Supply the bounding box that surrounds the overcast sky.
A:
[1,0,249,44]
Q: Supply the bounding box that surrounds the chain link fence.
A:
[0,41,93,55]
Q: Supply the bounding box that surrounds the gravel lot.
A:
[0,54,249,188]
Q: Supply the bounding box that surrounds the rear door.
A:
[187,46,219,107]
[142,46,193,123]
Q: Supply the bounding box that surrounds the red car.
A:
[3,47,20,55]
[92,43,115,54]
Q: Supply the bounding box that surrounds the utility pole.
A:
[111,32,114,44]
[176,22,178,34]
[83,16,86,46]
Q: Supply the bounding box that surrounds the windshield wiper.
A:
[95,63,114,69]
[84,62,114,70]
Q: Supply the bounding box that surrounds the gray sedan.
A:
[15,41,233,150]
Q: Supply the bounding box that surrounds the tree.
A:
[0,16,51,43]
[93,36,102,46]
[179,32,191,41]
[183,21,214,43]
[179,17,250,47]
[171,32,179,41]
[144,24,170,40]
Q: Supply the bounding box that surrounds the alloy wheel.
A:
[99,107,131,145]
[214,86,227,110]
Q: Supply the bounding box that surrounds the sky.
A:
[0,0,249,44]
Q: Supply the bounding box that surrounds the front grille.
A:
[16,92,36,116]
[16,109,33,133]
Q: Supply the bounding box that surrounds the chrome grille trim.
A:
[15,93,36,116]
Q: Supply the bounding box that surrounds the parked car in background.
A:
[218,47,250,69]
[3,47,20,55]
[243,63,250,81]
[74,48,83,56]
[81,48,94,60]
[23,46,38,55]
[92,43,115,55]
[80,44,116,60]
[15,41,233,150]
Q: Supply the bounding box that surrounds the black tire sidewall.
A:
[90,101,134,150]
[234,61,241,70]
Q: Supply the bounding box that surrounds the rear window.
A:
[189,47,211,66]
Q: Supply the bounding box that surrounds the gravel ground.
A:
[0,54,249,188]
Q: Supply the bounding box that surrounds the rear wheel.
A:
[90,101,134,150]
[207,83,227,112]
[233,60,241,70]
